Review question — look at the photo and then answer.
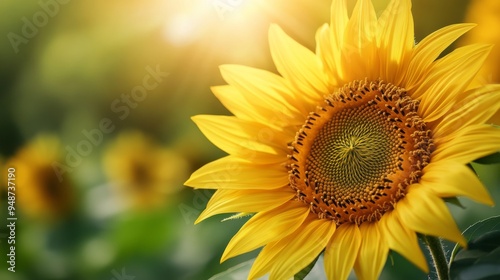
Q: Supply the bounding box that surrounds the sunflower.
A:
[185,0,500,279]
[103,131,188,210]
[459,0,500,124]
[6,135,75,221]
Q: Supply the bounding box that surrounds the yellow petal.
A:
[248,238,288,280]
[324,223,361,280]
[379,211,428,272]
[219,64,304,125]
[432,125,500,164]
[210,85,254,121]
[192,115,289,160]
[211,85,262,124]
[329,0,348,52]
[405,24,476,91]
[269,24,328,103]
[353,222,388,280]
[328,0,348,81]
[270,217,336,280]
[433,85,500,141]
[315,24,339,88]
[490,109,500,125]
[341,0,378,81]
[396,185,466,247]
[196,187,294,223]
[416,44,492,122]
[377,0,413,85]
[344,0,376,49]
[222,201,309,262]
[211,85,298,137]
[421,161,494,205]
[185,156,288,190]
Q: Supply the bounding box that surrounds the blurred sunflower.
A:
[103,131,188,210]
[186,0,500,279]
[6,135,75,221]
[459,0,500,124]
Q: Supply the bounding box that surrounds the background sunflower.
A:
[0,0,498,279]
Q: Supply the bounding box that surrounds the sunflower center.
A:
[288,79,434,225]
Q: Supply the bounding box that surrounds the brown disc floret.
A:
[288,79,434,225]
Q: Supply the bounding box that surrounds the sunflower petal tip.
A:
[190,114,216,127]
[190,115,204,123]
[218,64,236,75]
[209,85,222,92]
[183,175,195,186]
[454,22,478,35]
[459,237,468,249]
[268,24,283,41]
[409,256,430,274]
[218,64,228,73]
[481,190,496,206]
[421,263,430,274]
[269,23,280,30]
[194,214,206,225]
[452,232,468,249]
[220,250,232,263]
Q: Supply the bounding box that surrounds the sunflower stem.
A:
[423,235,449,280]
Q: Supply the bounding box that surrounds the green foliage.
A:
[208,259,254,280]
[107,210,176,258]
[449,216,500,280]
[208,254,325,280]
[444,197,466,209]
[474,152,500,165]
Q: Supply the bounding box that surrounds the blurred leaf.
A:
[294,254,320,280]
[444,197,466,209]
[208,258,255,280]
[208,255,330,280]
[108,210,175,257]
[474,152,500,165]
[450,216,500,280]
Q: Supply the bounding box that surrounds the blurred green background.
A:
[0,0,499,279]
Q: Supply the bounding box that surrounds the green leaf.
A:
[294,254,320,280]
[469,231,500,251]
[473,152,500,165]
[460,216,500,245]
[449,216,500,280]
